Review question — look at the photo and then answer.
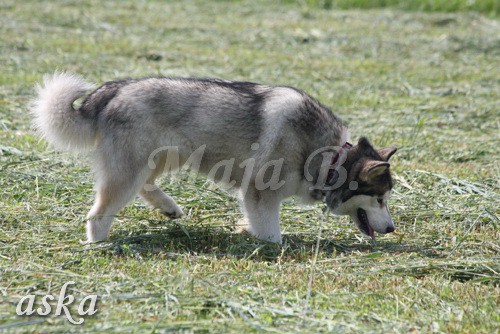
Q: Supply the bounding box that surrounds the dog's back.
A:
[77,77,344,174]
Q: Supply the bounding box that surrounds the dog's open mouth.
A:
[357,208,375,240]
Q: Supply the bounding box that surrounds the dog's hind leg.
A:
[86,163,150,243]
[239,188,282,244]
[139,155,184,219]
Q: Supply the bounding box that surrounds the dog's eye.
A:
[377,198,383,205]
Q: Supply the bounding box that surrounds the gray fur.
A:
[31,73,396,244]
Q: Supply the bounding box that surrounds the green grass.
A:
[286,0,499,16]
[1,0,499,333]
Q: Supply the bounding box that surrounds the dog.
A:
[31,72,397,244]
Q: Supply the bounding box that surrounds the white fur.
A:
[333,191,394,234]
[31,72,95,151]
[339,128,351,146]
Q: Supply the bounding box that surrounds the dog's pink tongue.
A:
[368,225,375,240]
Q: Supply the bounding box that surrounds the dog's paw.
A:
[80,239,102,250]
[235,219,249,234]
[161,206,184,219]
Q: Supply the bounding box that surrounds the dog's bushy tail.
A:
[31,72,96,152]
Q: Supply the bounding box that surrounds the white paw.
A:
[161,205,184,219]
[235,219,249,234]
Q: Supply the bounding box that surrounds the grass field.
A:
[289,0,499,16]
[0,0,499,333]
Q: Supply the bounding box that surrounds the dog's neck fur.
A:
[322,142,359,208]
[326,141,353,184]
[303,127,352,202]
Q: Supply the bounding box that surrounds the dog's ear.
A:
[378,147,397,161]
[359,160,390,181]
[357,137,372,150]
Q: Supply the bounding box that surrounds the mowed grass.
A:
[0,0,499,333]
[287,0,499,16]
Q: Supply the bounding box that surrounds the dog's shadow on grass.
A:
[82,222,441,262]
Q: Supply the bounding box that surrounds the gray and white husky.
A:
[32,73,397,244]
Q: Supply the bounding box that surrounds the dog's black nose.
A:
[385,226,395,233]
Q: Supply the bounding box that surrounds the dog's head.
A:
[325,137,397,239]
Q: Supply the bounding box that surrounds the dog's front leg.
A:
[239,188,282,244]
